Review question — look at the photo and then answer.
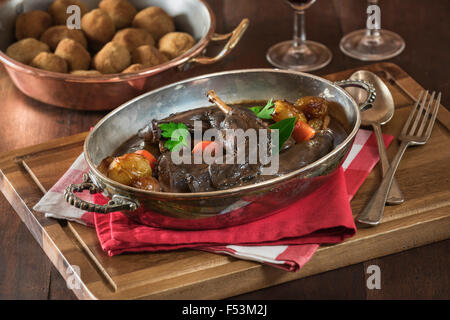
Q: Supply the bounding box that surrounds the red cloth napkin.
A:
[95,167,356,251]
[92,130,393,272]
[33,129,393,272]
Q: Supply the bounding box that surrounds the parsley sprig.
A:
[159,122,190,152]
[249,98,275,119]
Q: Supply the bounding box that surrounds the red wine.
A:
[286,0,316,10]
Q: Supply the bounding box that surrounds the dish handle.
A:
[179,18,250,70]
[64,173,138,213]
[334,79,376,112]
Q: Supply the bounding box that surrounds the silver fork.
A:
[357,90,442,226]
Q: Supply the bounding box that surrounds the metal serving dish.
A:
[0,0,248,110]
[65,69,375,230]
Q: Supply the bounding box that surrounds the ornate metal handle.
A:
[64,174,138,213]
[179,18,249,70]
[334,79,376,112]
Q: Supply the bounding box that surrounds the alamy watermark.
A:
[366,264,381,290]
[66,5,81,30]
[168,121,280,175]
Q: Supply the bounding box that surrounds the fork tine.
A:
[417,91,435,136]
[408,90,428,135]
[424,92,441,140]
[401,90,425,136]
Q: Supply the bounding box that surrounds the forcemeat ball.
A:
[112,28,154,53]
[132,7,175,41]
[6,38,50,64]
[55,38,91,70]
[71,70,102,75]
[131,45,168,67]
[81,9,116,48]
[99,0,137,29]
[93,41,131,74]
[122,63,144,73]
[30,52,68,73]
[49,0,89,25]
[15,10,53,40]
[158,32,195,59]
[40,25,88,51]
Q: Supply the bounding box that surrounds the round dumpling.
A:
[158,32,195,59]
[131,45,168,67]
[99,0,137,29]
[112,28,154,53]
[81,9,116,48]
[40,25,88,50]
[122,63,144,73]
[15,10,53,40]
[71,70,102,75]
[30,52,68,73]
[49,0,89,25]
[132,7,175,41]
[93,41,131,74]
[6,38,50,64]
[54,38,91,71]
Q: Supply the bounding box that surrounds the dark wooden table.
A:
[0,0,449,299]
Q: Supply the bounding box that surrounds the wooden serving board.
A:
[1,63,449,300]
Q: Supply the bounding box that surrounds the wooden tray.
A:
[1,63,449,300]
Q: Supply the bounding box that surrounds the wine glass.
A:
[340,0,405,61]
[266,0,332,72]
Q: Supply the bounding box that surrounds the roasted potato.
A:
[295,96,328,120]
[272,100,307,123]
[107,153,152,186]
[131,176,161,191]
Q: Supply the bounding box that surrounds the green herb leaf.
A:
[249,106,263,114]
[250,99,275,119]
[269,117,296,152]
[159,122,190,152]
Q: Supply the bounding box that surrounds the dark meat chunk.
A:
[209,161,260,190]
[157,152,215,193]
[138,119,161,144]
[277,130,335,175]
[157,153,190,192]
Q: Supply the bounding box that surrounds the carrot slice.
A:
[134,150,157,169]
[192,141,220,156]
[292,121,316,143]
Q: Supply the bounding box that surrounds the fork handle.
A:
[372,123,404,205]
[357,140,410,226]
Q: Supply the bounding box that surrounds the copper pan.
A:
[0,0,249,110]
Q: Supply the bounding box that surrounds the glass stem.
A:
[293,10,307,50]
[365,0,381,37]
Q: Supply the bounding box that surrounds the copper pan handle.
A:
[187,18,250,66]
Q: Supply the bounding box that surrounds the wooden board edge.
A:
[82,206,450,299]
[0,166,100,300]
